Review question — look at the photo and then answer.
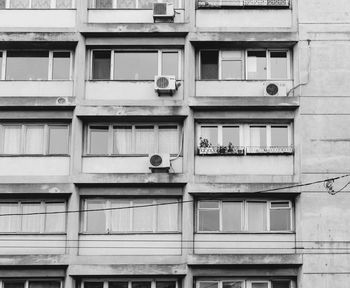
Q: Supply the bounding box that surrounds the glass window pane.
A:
[201,126,218,146]
[159,125,179,154]
[271,126,289,147]
[271,201,290,208]
[157,199,178,231]
[10,0,29,8]
[49,125,69,154]
[270,51,288,79]
[45,202,65,232]
[222,202,242,231]
[0,203,18,232]
[85,283,103,288]
[222,60,242,80]
[199,283,218,288]
[251,284,268,288]
[247,50,267,80]
[85,200,106,233]
[247,202,267,231]
[21,203,41,232]
[56,0,72,8]
[223,282,243,288]
[138,0,153,8]
[3,126,21,154]
[6,51,49,80]
[201,50,218,80]
[270,208,291,231]
[0,0,5,8]
[89,126,109,155]
[135,126,155,154]
[109,283,128,288]
[95,0,113,8]
[250,126,267,147]
[133,200,153,231]
[132,283,151,288]
[113,126,133,154]
[272,281,290,288]
[110,200,130,232]
[117,0,136,8]
[222,126,240,146]
[92,51,111,80]
[25,126,44,154]
[199,201,219,209]
[31,0,50,8]
[53,52,70,80]
[4,282,25,288]
[162,52,179,77]
[115,52,158,80]
[198,209,220,231]
[156,282,176,288]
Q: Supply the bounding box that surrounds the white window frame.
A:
[197,199,293,233]
[3,0,74,9]
[82,279,179,288]
[0,123,70,155]
[197,280,292,288]
[197,280,246,288]
[247,124,292,147]
[82,198,180,234]
[90,49,182,81]
[269,200,293,232]
[86,123,181,156]
[0,200,66,234]
[198,124,243,147]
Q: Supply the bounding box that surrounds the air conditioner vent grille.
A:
[156,77,170,88]
[150,154,163,167]
[266,83,279,96]
[153,3,167,15]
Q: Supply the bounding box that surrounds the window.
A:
[4,281,61,288]
[86,123,181,155]
[197,200,292,232]
[199,49,290,80]
[84,281,176,288]
[3,0,73,8]
[0,50,72,80]
[93,0,181,8]
[0,123,70,155]
[83,198,179,233]
[91,50,181,80]
[0,201,66,233]
[200,125,241,147]
[198,280,292,288]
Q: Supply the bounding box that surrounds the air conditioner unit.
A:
[154,75,177,96]
[149,153,170,172]
[153,2,175,20]
[263,82,287,96]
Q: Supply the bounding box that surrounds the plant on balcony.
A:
[198,137,216,155]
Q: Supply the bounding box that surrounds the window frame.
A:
[90,49,182,81]
[0,50,73,81]
[197,199,293,233]
[2,0,75,9]
[198,124,243,147]
[198,48,291,81]
[0,123,70,156]
[197,280,292,288]
[247,124,292,147]
[92,0,182,9]
[0,200,67,234]
[82,198,181,234]
[85,122,182,156]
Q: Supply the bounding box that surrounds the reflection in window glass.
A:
[3,126,21,154]
[135,126,155,154]
[92,51,111,80]
[223,282,243,288]
[113,126,133,154]
[0,203,18,232]
[0,0,5,8]
[53,52,70,80]
[271,281,290,288]
[159,125,178,154]
[201,126,218,146]
[271,126,288,147]
[45,203,66,232]
[250,126,267,147]
[110,201,130,232]
[22,203,41,232]
[90,126,109,155]
[56,0,72,8]
[199,282,218,288]
[248,202,267,231]
[222,202,242,231]
[133,200,153,231]
[86,201,106,233]
[10,0,29,8]
[117,0,136,8]
[114,52,158,80]
[270,51,288,79]
[198,201,220,231]
[84,283,104,288]
[132,283,151,288]
[6,51,49,80]
[201,50,218,80]
[95,0,113,8]
[251,284,268,288]
[4,282,25,288]
[162,52,178,77]
[49,125,69,154]
[222,60,242,80]
[222,126,240,146]
[270,202,291,231]
[25,126,44,154]
[157,200,178,232]
[247,50,267,80]
[156,282,176,288]
[32,0,50,8]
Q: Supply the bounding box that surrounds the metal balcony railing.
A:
[198,145,294,155]
[197,0,290,8]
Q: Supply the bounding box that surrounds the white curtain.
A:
[21,203,41,232]
[31,0,50,8]
[3,126,21,154]
[25,126,44,154]
[201,126,218,146]
[56,0,72,8]
[45,203,65,232]
[247,202,267,231]
[222,202,242,231]
[250,126,266,147]
[132,200,153,231]
[135,126,155,154]
[158,126,179,154]
[0,203,18,232]
[10,0,29,8]
[86,201,106,233]
[114,127,133,154]
[110,200,130,232]
[157,199,178,232]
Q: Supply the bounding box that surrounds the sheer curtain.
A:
[45,203,66,232]
[250,126,267,147]
[247,202,267,231]
[10,0,29,8]
[25,126,44,154]
[31,0,51,8]
[86,200,106,233]
[113,126,133,154]
[95,0,113,8]
[0,203,18,232]
[110,200,130,232]
[21,203,41,232]
[132,200,153,231]
[135,126,155,154]
[3,126,21,154]
[157,199,178,232]
[158,126,179,154]
[56,0,72,8]
[201,126,218,146]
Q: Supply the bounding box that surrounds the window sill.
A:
[0,8,76,10]
[0,154,70,157]
[0,80,73,82]
[83,154,181,157]
[79,232,182,235]
[196,231,295,234]
[196,79,293,82]
[0,233,67,235]
[87,80,183,82]
[88,8,183,10]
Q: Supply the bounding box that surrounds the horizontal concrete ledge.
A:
[0,110,73,119]
[86,37,186,46]
[68,264,187,276]
[80,99,184,106]
[80,23,190,35]
[0,31,78,42]
[189,97,299,109]
[75,105,189,117]
[187,254,302,266]
[0,254,69,266]
[73,173,188,185]
[194,175,299,184]
[0,176,71,184]
[0,97,76,108]
[0,183,75,194]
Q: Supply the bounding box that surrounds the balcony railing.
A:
[198,145,294,155]
[197,0,289,8]
[246,146,294,155]
[198,146,245,155]
[0,0,73,9]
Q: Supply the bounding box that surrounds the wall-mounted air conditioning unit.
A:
[153,3,175,21]
[149,153,170,173]
[263,82,287,96]
[154,75,176,96]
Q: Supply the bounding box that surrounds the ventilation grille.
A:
[150,154,163,167]
[156,77,170,88]
[153,3,167,15]
[265,83,279,96]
